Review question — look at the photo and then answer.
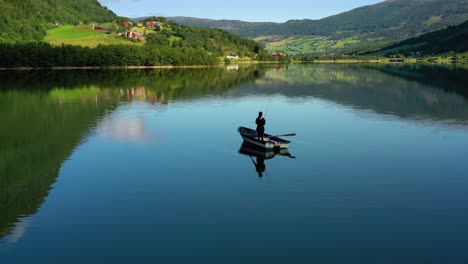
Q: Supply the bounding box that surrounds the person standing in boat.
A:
[255,111,266,141]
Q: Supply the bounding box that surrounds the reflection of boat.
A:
[238,142,295,178]
[238,126,290,149]
[238,142,294,160]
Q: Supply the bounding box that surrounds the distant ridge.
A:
[167,0,468,55]
[368,19,468,56]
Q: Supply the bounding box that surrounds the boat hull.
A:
[238,126,290,150]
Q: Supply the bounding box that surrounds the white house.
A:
[226,55,239,60]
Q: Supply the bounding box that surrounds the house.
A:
[146,21,163,28]
[122,21,133,27]
[94,26,110,31]
[137,22,143,27]
[53,21,61,27]
[155,22,164,28]
[226,55,239,60]
[272,52,287,58]
[126,31,144,40]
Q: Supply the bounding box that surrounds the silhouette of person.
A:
[251,155,266,177]
[255,111,266,141]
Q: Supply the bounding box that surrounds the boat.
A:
[237,126,291,149]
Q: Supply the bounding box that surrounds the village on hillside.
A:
[90,19,165,40]
[47,17,287,60]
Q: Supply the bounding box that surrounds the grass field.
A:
[44,25,144,47]
[45,25,100,39]
[255,35,386,55]
[256,35,365,55]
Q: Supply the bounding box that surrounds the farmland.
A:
[44,25,144,47]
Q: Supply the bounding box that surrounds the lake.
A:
[1,64,468,263]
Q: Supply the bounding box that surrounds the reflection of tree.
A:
[0,91,120,240]
[251,65,468,124]
[0,67,266,103]
[0,66,266,240]
[373,65,468,100]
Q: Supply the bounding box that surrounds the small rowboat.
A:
[237,126,291,149]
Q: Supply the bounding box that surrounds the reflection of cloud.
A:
[3,217,31,244]
[98,116,156,143]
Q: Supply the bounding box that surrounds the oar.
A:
[266,133,296,138]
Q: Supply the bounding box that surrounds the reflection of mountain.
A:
[373,65,468,100]
[0,67,265,103]
[246,65,468,124]
[0,90,120,240]
[0,67,265,241]
[1,65,467,240]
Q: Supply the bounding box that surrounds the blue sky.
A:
[99,0,384,22]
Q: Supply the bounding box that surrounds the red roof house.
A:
[122,21,133,27]
[272,52,288,58]
[94,26,109,31]
[127,31,144,40]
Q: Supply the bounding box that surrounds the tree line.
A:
[0,43,220,67]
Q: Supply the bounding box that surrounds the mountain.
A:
[166,17,275,37]
[169,0,468,55]
[368,19,468,56]
[0,3,266,65]
[0,0,117,42]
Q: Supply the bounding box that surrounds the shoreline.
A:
[1,60,466,70]
[0,65,214,70]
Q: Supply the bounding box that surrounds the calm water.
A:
[1,65,468,263]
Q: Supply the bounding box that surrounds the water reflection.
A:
[1,217,31,244]
[98,115,153,143]
[0,88,120,242]
[0,67,264,242]
[238,142,295,178]
[2,65,468,125]
[1,64,468,249]
[243,65,468,125]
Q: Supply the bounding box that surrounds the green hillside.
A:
[0,0,117,42]
[368,20,468,56]
[169,0,468,55]
[43,25,145,47]
[0,19,267,67]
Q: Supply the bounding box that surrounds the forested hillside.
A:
[0,0,117,42]
[0,2,268,67]
[368,19,468,56]
[0,16,268,67]
[169,0,468,55]
[143,18,265,59]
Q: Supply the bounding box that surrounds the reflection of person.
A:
[252,156,266,177]
[255,111,266,141]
